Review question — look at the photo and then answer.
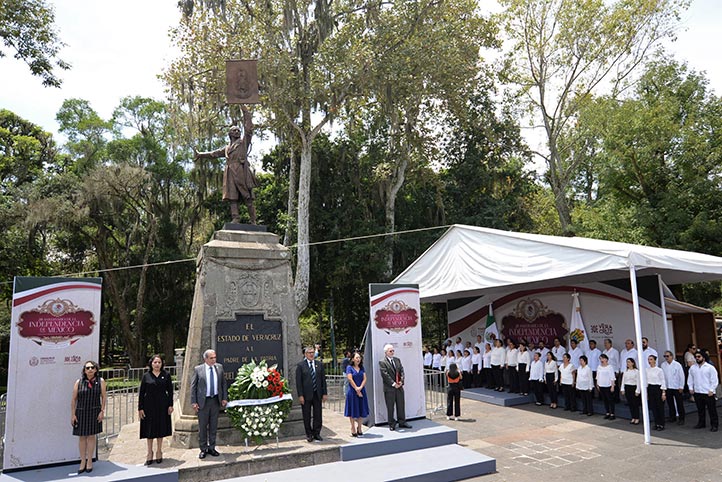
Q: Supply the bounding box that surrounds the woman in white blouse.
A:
[545,352,559,408]
[596,354,616,420]
[482,343,493,389]
[506,341,520,393]
[432,348,442,371]
[646,355,667,431]
[471,346,482,388]
[440,349,448,373]
[559,353,577,412]
[576,355,594,416]
[447,350,456,370]
[490,339,506,392]
[517,343,531,396]
[529,352,545,405]
[620,357,641,425]
[461,349,473,389]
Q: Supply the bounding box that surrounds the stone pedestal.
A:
[172,229,304,449]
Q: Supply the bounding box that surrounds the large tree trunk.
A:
[284,144,297,247]
[294,137,312,313]
[383,156,408,279]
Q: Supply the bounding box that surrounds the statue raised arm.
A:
[195,106,257,224]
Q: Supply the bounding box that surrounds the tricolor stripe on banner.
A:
[13,281,102,307]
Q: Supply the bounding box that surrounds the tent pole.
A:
[630,265,651,444]
[658,275,671,352]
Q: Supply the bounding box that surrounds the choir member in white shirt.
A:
[474,335,485,354]
[440,349,448,373]
[423,346,433,370]
[559,353,577,412]
[453,337,464,356]
[551,338,566,367]
[471,346,482,388]
[576,355,594,416]
[587,340,602,399]
[661,351,685,425]
[432,348,442,371]
[461,349,473,389]
[620,358,641,425]
[545,352,559,408]
[490,339,506,392]
[529,352,545,405]
[517,343,531,396]
[568,339,583,368]
[645,355,667,431]
[506,341,520,393]
[447,350,456,370]
[619,339,637,403]
[536,341,550,363]
[641,337,658,369]
[688,349,719,431]
[596,354,616,420]
[482,343,493,389]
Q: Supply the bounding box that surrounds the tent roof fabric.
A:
[393,225,722,303]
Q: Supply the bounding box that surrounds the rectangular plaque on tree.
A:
[226,59,260,104]
[216,314,283,383]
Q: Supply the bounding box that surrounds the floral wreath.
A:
[227,359,293,443]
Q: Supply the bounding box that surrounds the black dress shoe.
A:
[398,423,412,429]
[313,434,323,441]
[389,425,396,431]
[86,467,93,473]
[694,424,706,429]
[712,426,718,432]
[199,451,207,459]
[307,436,314,443]
[207,448,220,456]
[145,459,153,466]
[78,468,86,474]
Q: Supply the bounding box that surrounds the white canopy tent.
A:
[394,225,722,444]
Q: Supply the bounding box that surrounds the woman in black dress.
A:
[139,354,174,464]
[71,360,107,474]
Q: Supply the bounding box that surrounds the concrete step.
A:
[222,444,496,482]
[461,387,532,406]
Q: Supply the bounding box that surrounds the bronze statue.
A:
[195,106,258,224]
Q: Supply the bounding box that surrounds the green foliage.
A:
[0,0,69,87]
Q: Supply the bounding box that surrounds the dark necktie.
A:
[309,361,317,392]
[209,365,215,396]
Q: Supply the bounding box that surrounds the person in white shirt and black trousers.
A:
[661,350,685,425]
[688,349,719,432]
[645,354,667,431]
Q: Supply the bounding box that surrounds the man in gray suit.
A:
[379,343,412,430]
[191,349,228,459]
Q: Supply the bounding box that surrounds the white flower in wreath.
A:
[262,380,269,387]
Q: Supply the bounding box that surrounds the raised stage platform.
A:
[0,461,177,482]
[461,387,532,406]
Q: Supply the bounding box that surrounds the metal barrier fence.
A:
[100,366,180,445]
[323,369,448,418]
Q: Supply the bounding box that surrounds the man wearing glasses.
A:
[660,351,685,425]
[688,349,719,432]
[296,346,328,443]
[191,350,228,458]
[379,344,412,430]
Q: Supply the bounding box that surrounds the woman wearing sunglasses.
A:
[71,361,107,474]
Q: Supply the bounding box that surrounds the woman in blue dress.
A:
[344,352,370,437]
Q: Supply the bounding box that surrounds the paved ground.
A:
[104,397,722,481]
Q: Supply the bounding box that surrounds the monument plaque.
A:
[216,314,284,383]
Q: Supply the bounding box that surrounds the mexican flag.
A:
[483,304,499,344]
[568,292,590,352]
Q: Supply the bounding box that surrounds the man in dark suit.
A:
[295,346,327,442]
[379,343,412,430]
[191,349,228,459]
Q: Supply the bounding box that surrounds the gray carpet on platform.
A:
[0,461,178,482]
[340,417,458,461]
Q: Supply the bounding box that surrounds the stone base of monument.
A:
[172,404,306,449]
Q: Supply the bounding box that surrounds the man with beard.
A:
[688,349,719,432]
